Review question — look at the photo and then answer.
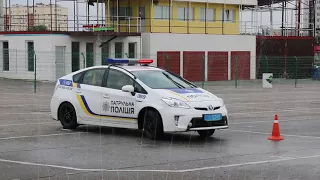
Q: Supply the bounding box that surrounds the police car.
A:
[50,58,228,139]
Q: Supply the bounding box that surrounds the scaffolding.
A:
[241,0,315,36]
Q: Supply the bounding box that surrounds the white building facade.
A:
[0,32,256,82]
[0,34,141,81]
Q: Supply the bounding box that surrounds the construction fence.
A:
[0,50,318,91]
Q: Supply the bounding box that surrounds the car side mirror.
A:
[121,85,134,93]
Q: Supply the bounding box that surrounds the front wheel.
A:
[142,108,164,140]
[197,129,215,138]
[58,103,78,129]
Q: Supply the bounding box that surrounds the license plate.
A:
[203,114,222,121]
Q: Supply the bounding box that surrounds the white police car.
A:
[50,58,228,139]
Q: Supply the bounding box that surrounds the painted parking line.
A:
[1,154,320,173]
[177,154,320,173]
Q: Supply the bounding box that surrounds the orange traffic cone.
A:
[268,114,284,141]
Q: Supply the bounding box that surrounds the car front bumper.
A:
[159,104,229,132]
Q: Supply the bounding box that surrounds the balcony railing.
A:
[0,15,142,33]
[240,21,315,37]
[0,14,315,36]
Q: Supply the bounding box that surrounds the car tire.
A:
[143,108,164,140]
[58,102,79,129]
[197,129,215,138]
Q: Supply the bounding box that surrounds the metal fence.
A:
[0,49,318,92]
[0,14,315,36]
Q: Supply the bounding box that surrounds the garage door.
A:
[207,51,228,81]
[157,51,180,75]
[231,51,250,80]
[183,51,205,82]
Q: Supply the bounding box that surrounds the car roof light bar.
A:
[106,58,153,65]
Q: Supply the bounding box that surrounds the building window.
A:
[128,42,137,58]
[86,42,94,67]
[318,19,320,22]
[177,7,194,21]
[200,8,215,22]
[110,7,132,20]
[139,7,146,19]
[154,6,171,20]
[27,41,34,72]
[221,9,236,22]
[101,43,109,65]
[115,42,123,58]
[71,42,80,72]
[2,41,9,71]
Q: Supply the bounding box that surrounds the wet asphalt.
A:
[0,78,320,180]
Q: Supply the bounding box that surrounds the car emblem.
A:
[65,80,72,86]
[102,101,110,112]
[208,105,214,110]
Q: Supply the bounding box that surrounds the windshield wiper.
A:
[163,72,185,89]
[166,71,197,88]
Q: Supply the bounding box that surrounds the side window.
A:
[134,82,147,94]
[73,72,83,83]
[106,69,133,90]
[82,69,106,86]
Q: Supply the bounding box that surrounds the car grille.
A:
[194,106,221,111]
[189,116,228,128]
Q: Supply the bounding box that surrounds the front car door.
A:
[74,68,107,122]
[100,67,148,129]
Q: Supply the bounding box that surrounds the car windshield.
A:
[131,70,197,89]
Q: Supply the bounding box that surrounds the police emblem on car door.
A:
[100,68,138,123]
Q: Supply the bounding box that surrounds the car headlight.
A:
[162,98,190,109]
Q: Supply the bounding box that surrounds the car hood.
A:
[153,88,219,102]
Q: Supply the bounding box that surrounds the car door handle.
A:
[103,94,110,98]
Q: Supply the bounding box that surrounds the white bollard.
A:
[262,73,273,88]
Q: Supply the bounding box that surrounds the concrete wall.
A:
[141,33,256,80]
[0,34,141,81]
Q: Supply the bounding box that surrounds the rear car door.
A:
[74,68,107,122]
[100,67,148,128]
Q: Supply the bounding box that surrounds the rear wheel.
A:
[58,102,78,129]
[142,108,164,140]
[197,129,215,138]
